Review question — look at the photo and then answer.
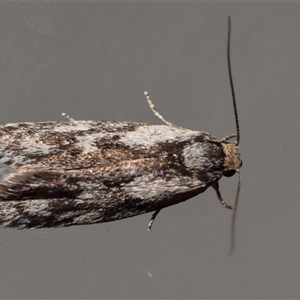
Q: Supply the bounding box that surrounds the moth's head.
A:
[221,143,242,177]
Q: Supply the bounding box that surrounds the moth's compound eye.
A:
[224,169,236,177]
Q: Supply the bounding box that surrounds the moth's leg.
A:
[220,134,236,142]
[62,112,75,123]
[212,182,233,209]
[147,209,161,231]
[144,91,176,127]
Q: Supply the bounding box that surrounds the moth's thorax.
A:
[181,140,225,184]
[221,143,241,171]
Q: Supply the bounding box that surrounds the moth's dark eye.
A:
[224,170,236,177]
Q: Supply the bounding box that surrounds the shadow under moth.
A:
[0,17,242,254]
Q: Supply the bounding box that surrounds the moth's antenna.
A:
[227,16,240,146]
[228,169,242,256]
[227,16,242,256]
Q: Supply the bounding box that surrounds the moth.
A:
[0,17,242,253]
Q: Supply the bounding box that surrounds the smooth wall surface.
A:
[0,3,298,298]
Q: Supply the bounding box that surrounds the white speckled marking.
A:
[122,174,204,201]
[183,143,210,170]
[120,125,199,148]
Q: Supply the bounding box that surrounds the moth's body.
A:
[0,120,240,229]
[0,17,242,256]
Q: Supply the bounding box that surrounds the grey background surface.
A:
[0,2,298,299]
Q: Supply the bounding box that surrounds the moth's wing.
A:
[0,120,213,169]
[0,156,209,229]
[0,120,147,169]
